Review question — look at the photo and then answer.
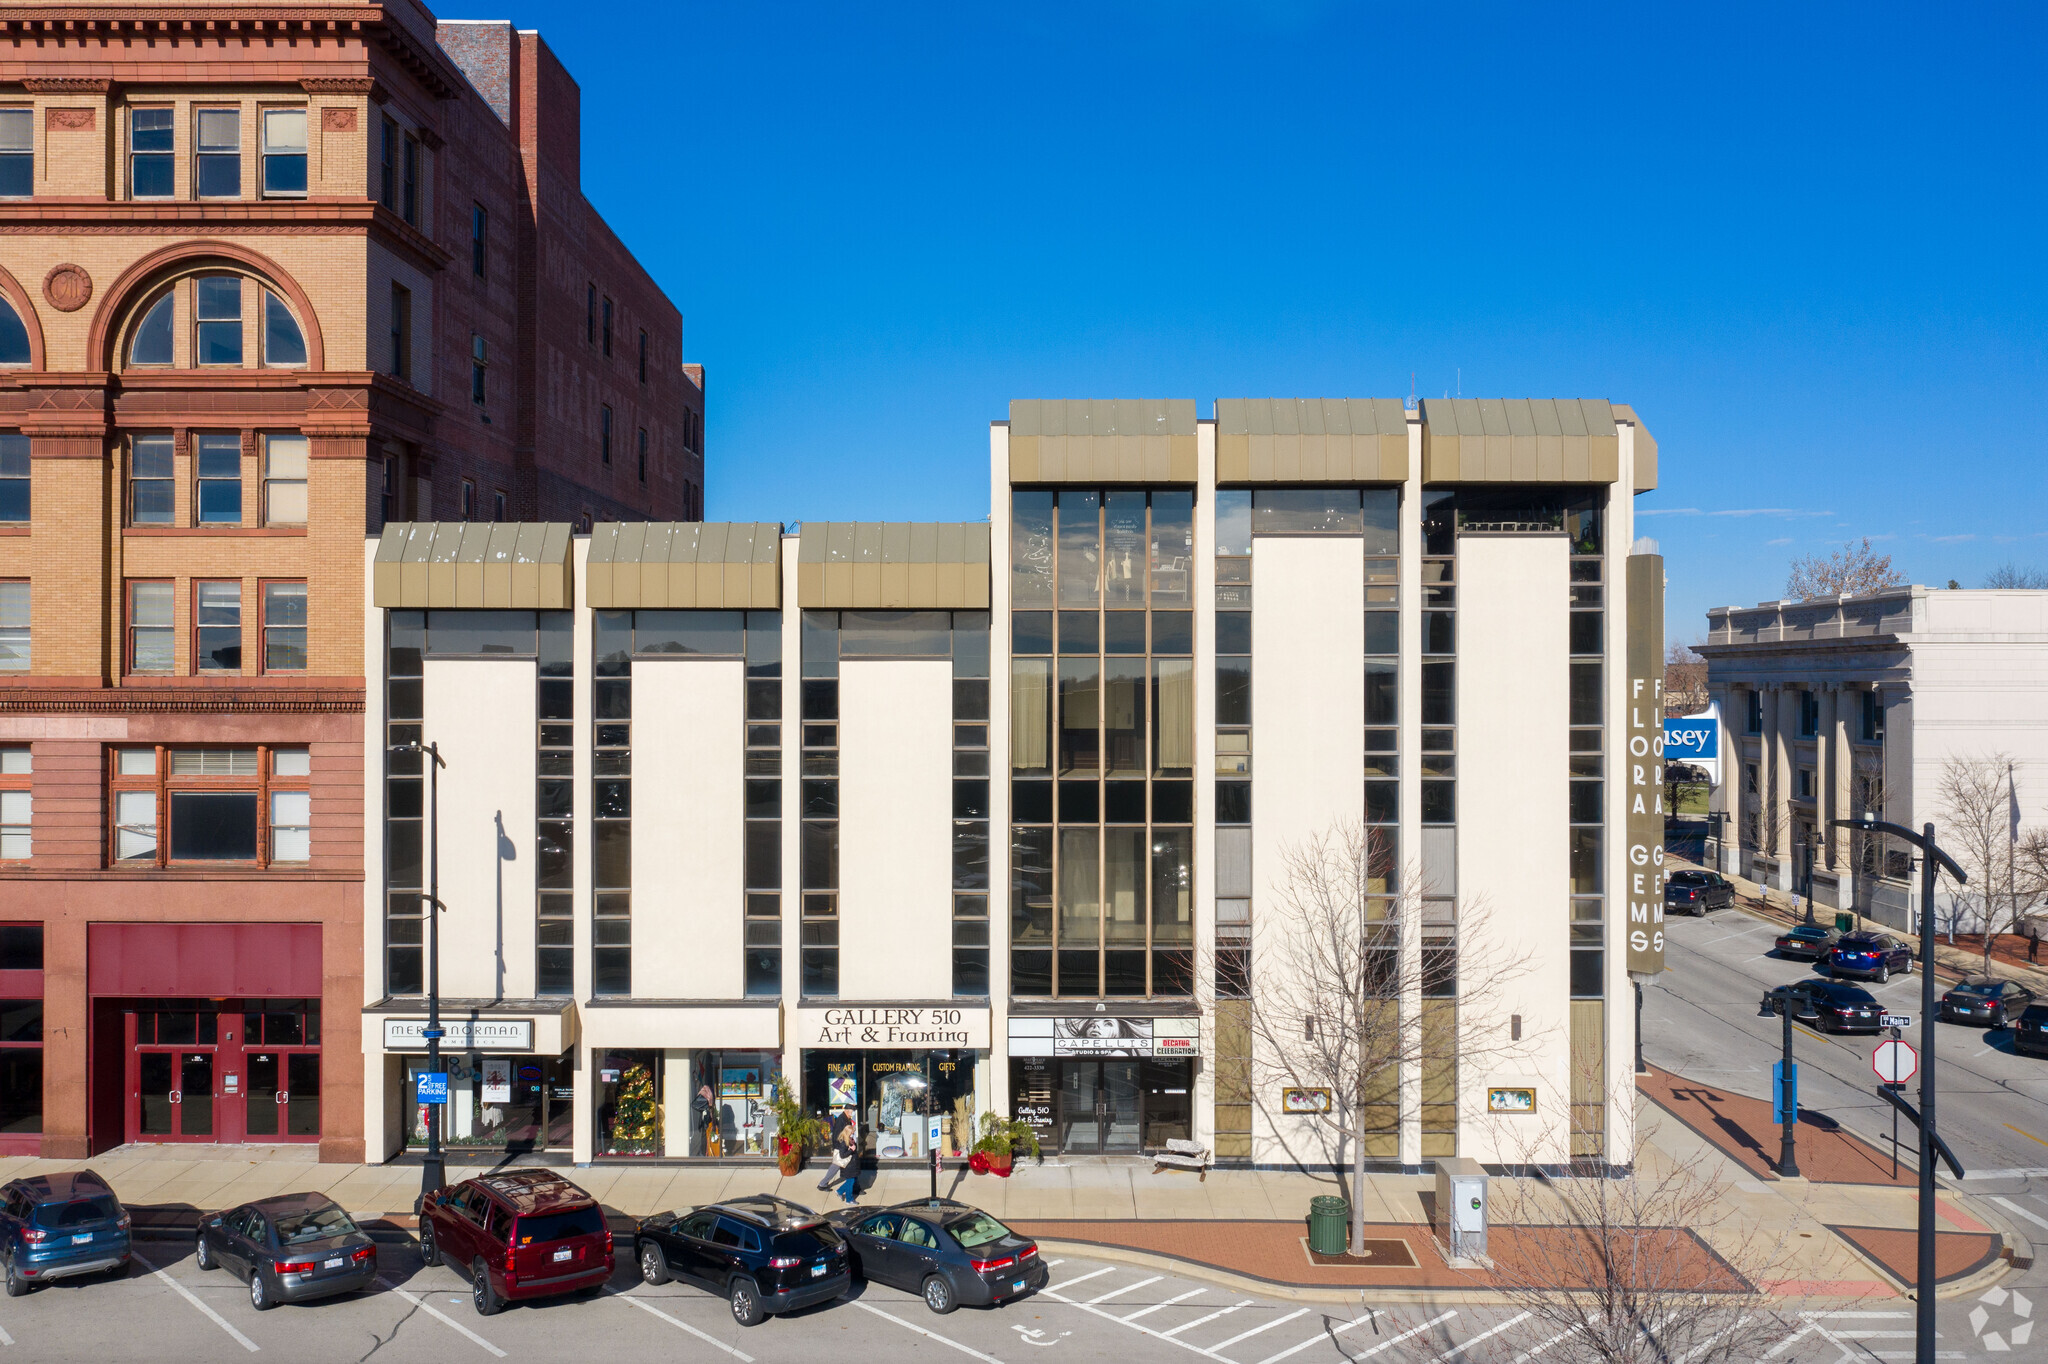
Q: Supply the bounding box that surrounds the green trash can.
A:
[1835,912,1856,934]
[1308,1195,1348,1255]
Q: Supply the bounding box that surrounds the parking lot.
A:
[0,1234,1953,1363]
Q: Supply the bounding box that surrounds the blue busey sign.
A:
[1664,717,1717,762]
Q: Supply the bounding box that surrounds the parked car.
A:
[1941,977,2038,1029]
[825,1198,1049,1315]
[1665,869,1735,916]
[1826,931,1915,982]
[417,1170,613,1316]
[195,1192,376,1310]
[1774,924,1842,960]
[0,1171,130,1295]
[634,1194,848,1327]
[1764,979,1885,1034]
[2015,1003,2048,1058]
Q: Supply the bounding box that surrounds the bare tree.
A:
[1984,561,2048,589]
[1206,817,1538,1256]
[1663,642,1707,718]
[1399,1076,1800,1364]
[1933,752,2031,971]
[1785,537,1904,600]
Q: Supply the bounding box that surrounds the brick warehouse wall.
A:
[0,0,703,1161]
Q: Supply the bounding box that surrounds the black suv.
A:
[633,1194,848,1327]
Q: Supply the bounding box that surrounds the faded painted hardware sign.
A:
[384,1018,535,1052]
[1626,552,1667,978]
[800,1006,989,1050]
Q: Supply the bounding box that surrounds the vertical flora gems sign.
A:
[1625,553,1666,977]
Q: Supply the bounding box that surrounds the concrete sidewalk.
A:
[0,1075,2026,1306]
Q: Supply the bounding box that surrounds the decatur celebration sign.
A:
[1626,551,1667,978]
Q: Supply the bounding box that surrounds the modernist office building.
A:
[360,398,1664,1169]
[1699,586,2048,928]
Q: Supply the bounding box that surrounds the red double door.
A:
[125,1008,320,1144]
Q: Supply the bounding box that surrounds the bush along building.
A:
[362,397,1665,1172]
[0,0,703,1161]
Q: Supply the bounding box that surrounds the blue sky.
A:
[496,1,2045,639]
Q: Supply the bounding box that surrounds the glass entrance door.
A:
[1056,1061,1141,1154]
[137,1051,215,1139]
[244,1052,321,1139]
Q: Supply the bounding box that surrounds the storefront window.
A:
[594,1049,663,1156]
[802,1049,981,1158]
[685,1050,782,1157]
[408,1053,572,1151]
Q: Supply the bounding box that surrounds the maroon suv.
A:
[417,1170,614,1316]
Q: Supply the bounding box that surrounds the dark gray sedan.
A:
[195,1193,376,1310]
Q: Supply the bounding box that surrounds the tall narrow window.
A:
[636,428,647,484]
[262,435,307,526]
[129,293,174,366]
[0,109,30,199]
[493,491,506,522]
[954,615,992,996]
[801,612,840,997]
[195,276,243,366]
[743,612,784,997]
[602,298,613,357]
[194,434,242,525]
[128,581,174,672]
[194,581,241,672]
[379,117,396,208]
[130,434,174,525]
[0,749,28,861]
[261,108,307,197]
[401,134,418,224]
[262,292,306,367]
[0,297,26,366]
[593,611,633,996]
[586,285,596,343]
[460,480,476,520]
[381,455,397,525]
[114,748,157,862]
[130,108,174,199]
[386,614,426,994]
[0,582,25,672]
[638,329,647,383]
[471,204,487,278]
[601,405,612,465]
[262,582,307,673]
[0,433,27,523]
[195,108,241,198]
[471,335,487,404]
[537,612,574,995]
[388,284,410,380]
[270,748,311,862]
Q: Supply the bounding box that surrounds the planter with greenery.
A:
[967,1112,1041,1177]
[769,1090,825,1176]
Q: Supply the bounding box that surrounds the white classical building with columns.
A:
[1697,586,2048,929]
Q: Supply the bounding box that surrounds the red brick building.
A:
[0,0,703,1161]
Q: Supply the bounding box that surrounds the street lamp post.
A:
[1833,817,1967,1364]
[1800,831,1817,927]
[393,739,447,1208]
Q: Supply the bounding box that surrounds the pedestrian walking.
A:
[2028,922,2040,965]
[816,1107,852,1191]
[836,1110,862,1205]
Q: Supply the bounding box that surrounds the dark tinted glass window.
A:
[170,792,258,860]
[514,1206,605,1244]
[0,925,41,971]
[35,1195,120,1229]
[772,1224,842,1256]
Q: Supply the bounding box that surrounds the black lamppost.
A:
[1833,818,1967,1364]
[1799,829,1817,927]
[393,738,447,1207]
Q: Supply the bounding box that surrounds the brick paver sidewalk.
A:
[1638,1064,1912,1186]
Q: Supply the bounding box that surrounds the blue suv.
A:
[1,1171,131,1294]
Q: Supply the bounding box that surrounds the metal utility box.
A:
[1434,1156,1488,1259]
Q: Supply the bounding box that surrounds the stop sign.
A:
[1873,1038,1918,1085]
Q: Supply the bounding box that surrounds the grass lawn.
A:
[1674,782,1710,817]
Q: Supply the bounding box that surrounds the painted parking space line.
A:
[1043,1285,1237,1359]
[852,1299,1007,1364]
[1340,1311,1457,1363]
[0,1318,13,1346]
[1123,1288,1206,1322]
[1160,1300,1254,1338]
[1052,1266,1115,1292]
[133,1251,259,1354]
[1440,1310,1531,1359]
[604,1286,753,1362]
[375,1276,506,1358]
[1209,1306,1310,1352]
[1251,1308,1395,1364]
[1510,1318,1589,1362]
[1088,1274,1162,1304]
